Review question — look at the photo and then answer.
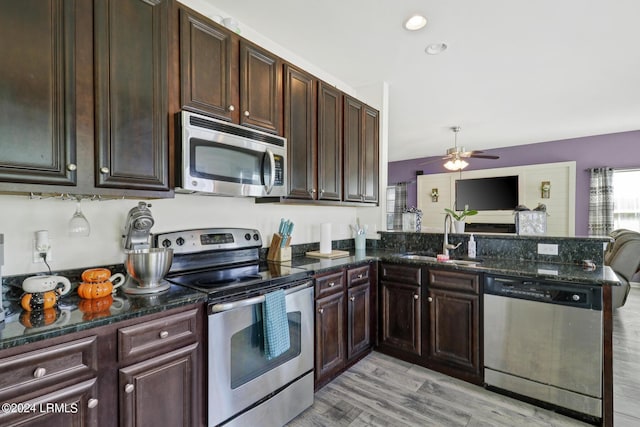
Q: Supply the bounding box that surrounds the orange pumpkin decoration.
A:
[78,281,114,299]
[79,295,114,320]
[81,268,112,283]
[21,291,58,311]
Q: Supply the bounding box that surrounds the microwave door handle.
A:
[263,148,276,194]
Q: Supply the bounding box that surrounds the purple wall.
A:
[388,130,640,236]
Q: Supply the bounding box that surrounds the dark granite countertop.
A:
[0,248,619,351]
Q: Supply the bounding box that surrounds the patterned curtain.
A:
[588,168,614,236]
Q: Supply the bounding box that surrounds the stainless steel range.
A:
[156,228,314,427]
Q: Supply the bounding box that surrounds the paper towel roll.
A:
[320,223,332,254]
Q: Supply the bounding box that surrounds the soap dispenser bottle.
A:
[467,234,476,258]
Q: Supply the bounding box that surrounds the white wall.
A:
[0,194,361,276]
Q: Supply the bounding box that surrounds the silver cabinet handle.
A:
[228,105,235,112]
[328,282,335,287]
[357,274,364,279]
[100,167,109,174]
[33,367,46,378]
[125,383,134,394]
[159,330,169,339]
[67,163,77,171]
[350,296,355,302]
[413,294,419,300]
[428,297,433,302]
[244,110,250,117]
[87,398,98,409]
[318,308,324,314]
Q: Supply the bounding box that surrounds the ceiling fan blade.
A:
[418,156,450,165]
[469,154,500,159]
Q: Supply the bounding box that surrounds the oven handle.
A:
[263,148,276,195]
[209,280,313,314]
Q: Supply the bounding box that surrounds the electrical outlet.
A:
[33,240,53,263]
[537,243,558,256]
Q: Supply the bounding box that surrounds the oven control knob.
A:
[161,239,172,248]
[253,233,259,241]
[245,233,251,241]
[176,237,185,246]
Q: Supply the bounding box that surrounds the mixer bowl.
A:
[125,248,173,287]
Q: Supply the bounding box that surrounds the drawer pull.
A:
[318,308,324,314]
[159,331,169,339]
[125,383,135,394]
[87,398,98,409]
[328,282,335,287]
[428,297,433,302]
[413,294,419,300]
[33,367,47,378]
[357,274,364,279]
[350,296,355,302]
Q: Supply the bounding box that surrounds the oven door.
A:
[208,282,314,426]
[180,111,286,197]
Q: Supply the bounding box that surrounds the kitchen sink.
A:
[398,253,482,266]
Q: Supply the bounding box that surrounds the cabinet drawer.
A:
[0,336,97,402]
[118,308,199,363]
[315,270,345,298]
[347,265,370,287]
[380,263,422,285]
[429,269,480,294]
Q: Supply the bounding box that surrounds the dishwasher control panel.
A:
[484,275,602,310]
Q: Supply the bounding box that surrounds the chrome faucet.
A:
[443,213,462,257]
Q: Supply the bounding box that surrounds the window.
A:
[613,169,640,232]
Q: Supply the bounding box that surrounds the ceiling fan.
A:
[420,126,500,171]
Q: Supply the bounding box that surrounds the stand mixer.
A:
[122,202,173,294]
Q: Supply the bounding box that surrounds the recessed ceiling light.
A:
[425,43,448,55]
[404,14,427,31]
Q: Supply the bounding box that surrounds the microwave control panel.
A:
[274,154,284,186]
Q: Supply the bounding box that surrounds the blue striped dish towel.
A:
[262,289,290,359]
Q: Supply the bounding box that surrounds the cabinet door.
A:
[240,40,281,134]
[94,0,170,191]
[347,282,371,360]
[428,288,480,375]
[317,81,342,201]
[179,7,239,122]
[0,0,77,186]
[284,64,317,199]
[380,280,421,356]
[343,95,363,202]
[0,378,98,427]
[315,292,345,383]
[362,105,379,203]
[119,343,199,427]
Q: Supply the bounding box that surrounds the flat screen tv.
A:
[455,176,519,211]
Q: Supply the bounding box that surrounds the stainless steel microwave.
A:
[177,111,286,197]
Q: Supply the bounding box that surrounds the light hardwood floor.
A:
[289,286,640,427]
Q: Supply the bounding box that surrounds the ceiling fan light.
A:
[444,159,469,171]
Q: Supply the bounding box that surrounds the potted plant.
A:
[444,206,478,233]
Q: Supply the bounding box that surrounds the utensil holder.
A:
[267,233,291,261]
[355,234,366,251]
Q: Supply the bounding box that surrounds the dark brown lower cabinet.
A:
[314,264,375,390]
[119,343,199,427]
[0,304,204,427]
[378,263,482,384]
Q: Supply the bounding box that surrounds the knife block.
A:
[267,233,291,262]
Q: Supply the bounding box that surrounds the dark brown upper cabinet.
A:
[94,0,170,191]
[0,0,78,186]
[284,64,317,199]
[239,40,282,134]
[317,82,343,201]
[343,96,379,203]
[178,6,239,123]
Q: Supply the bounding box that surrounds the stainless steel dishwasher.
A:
[483,274,603,420]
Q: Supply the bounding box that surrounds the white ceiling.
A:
[204,0,640,162]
